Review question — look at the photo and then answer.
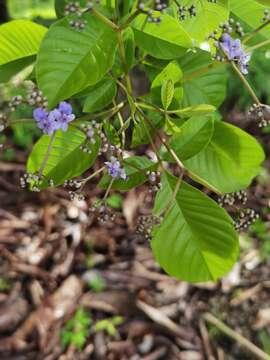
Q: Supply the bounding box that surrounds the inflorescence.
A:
[136,215,162,241]
[234,208,259,231]
[138,0,168,23]
[248,104,270,128]
[214,33,250,75]
[33,101,75,136]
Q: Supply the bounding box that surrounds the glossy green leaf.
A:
[170,104,216,118]
[151,61,183,108]
[36,12,117,108]
[178,50,227,107]
[0,20,47,81]
[152,173,239,282]
[152,61,183,88]
[113,28,135,77]
[163,116,214,161]
[132,13,193,60]
[161,80,174,110]
[132,112,164,148]
[171,0,229,44]
[98,156,157,191]
[83,77,117,113]
[0,56,35,83]
[184,121,265,194]
[231,0,270,39]
[27,127,100,188]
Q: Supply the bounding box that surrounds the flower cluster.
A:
[262,9,270,23]
[248,104,270,128]
[234,208,259,231]
[136,215,162,241]
[177,5,197,21]
[215,34,250,74]
[138,0,167,23]
[33,101,75,136]
[105,156,127,181]
[218,190,248,207]
[147,171,161,193]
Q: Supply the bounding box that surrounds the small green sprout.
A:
[94,316,124,337]
[61,308,92,350]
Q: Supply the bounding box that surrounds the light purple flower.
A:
[33,107,55,136]
[105,156,128,181]
[33,107,48,122]
[54,101,75,132]
[238,53,251,75]
[218,34,250,75]
[33,101,75,136]
[220,34,243,60]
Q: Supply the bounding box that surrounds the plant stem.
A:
[116,29,133,95]
[140,115,165,170]
[103,178,114,201]
[243,19,270,44]
[137,107,186,171]
[79,102,125,122]
[120,9,141,29]
[91,8,119,30]
[38,133,56,178]
[246,38,270,52]
[203,313,270,360]
[81,166,105,185]
[231,61,261,106]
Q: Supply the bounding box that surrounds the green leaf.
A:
[171,0,229,44]
[0,56,35,83]
[36,12,117,108]
[151,61,183,109]
[231,0,270,39]
[184,121,265,194]
[0,20,47,81]
[82,77,117,113]
[132,13,193,60]
[131,112,164,147]
[152,61,183,88]
[27,127,100,188]
[113,28,135,77]
[178,50,227,107]
[163,116,214,161]
[98,156,157,191]
[145,50,227,108]
[170,104,216,118]
[161,80,174,110]
[152,173,239,282]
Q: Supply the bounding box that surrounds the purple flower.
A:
[33,107,48,122]
[33,101,75,136]
[33,107,55,136]
[54,101,75,132]
[218,34,250,74]
[105,156,128,181]
[220,34,243,60]
[238,53,250,75]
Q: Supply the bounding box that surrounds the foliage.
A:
[61,308,92,350]
[87,274,106,292]
[0,0,269,283]
[94,316,124,337]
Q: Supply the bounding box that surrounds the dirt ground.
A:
[0,110,270,360]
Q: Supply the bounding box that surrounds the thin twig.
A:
[243,19,270,44]
[203,312,270,360]
[231,61,261,106]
